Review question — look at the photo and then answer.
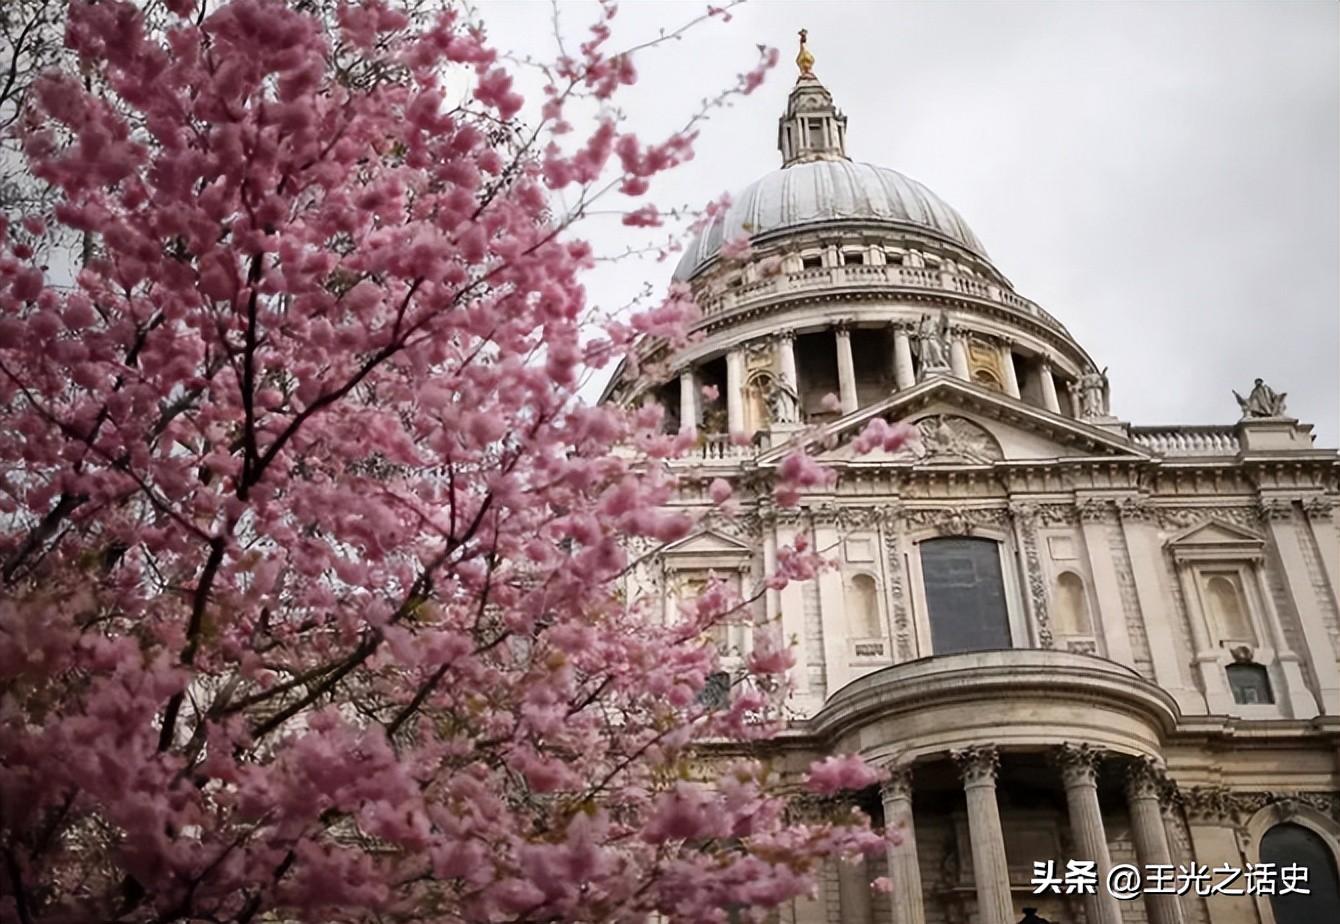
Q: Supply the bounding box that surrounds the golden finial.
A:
[796,28,815,79]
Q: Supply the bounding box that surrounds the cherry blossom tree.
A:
[0,2,897,922]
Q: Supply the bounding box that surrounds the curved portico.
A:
[790,651,1183,924]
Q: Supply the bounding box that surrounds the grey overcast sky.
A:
[478,0,1339,445]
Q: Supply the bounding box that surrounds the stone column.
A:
[1038,359,1061,414]
[949,329,970,381]
[999,340,1021,398]
[881,767,925,924]
[892,323,916,391]
[835,323,858,414]
[952,746,1013,924]
[726,349,745,434]
[679,368,698,435]
[776,331,800,423]
[1125,760,1184,924]
[1057,744,1122,924]
[837,853,874,924]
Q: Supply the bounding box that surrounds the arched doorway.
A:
[1260,822,1340,923]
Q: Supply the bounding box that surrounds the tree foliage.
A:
[0,2,889,922]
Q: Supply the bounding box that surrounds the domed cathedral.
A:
[604,32,1340,924]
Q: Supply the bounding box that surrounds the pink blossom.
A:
[852,417,918,454]
[806,755,888,795]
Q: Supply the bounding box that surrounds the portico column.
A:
[1125,760,1184,924]
[837,851,874,924]
[999,340,1021,398]
[725,350,745,434]
[776,331,800,423]
[952,746,1013,924]
[892,322,916,390]
[1038,359,1061,413]
[949,328,970,381]
[835,322,858,414]
[881,767,925,924]
[678,368,698,435]
[1057,744,1122,924]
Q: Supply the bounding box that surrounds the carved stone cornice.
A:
[1056,742,1103,788]
[1172,787,1340,826]
[952,745,1000,786]
[900,505,1008,536]
[1155,506,1257,530]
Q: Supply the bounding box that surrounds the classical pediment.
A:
[661,529,755,565]
[1164,518,1265,561]
[756,378,1153,467]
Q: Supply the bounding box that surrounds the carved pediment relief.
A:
[907,414,1004,464]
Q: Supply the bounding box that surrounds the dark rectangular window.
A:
[920,538,1012,654]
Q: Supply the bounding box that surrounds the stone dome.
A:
[672,160,989,281]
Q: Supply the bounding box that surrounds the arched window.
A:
[845,573,882,639]
[919,537,1011,655]
[1226,662,1274,705]
[1053,572,1092,635]
[1204,573,1254,642]
[1260,822,1340,922]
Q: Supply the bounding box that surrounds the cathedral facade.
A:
[603,38,1340,924]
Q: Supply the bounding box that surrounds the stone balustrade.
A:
[1131,426,1240,456]
[697,264,1067,334]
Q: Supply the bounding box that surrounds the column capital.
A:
[952,745,999,786]
[1038,355,1054,371]
[771,327,797,343]
[1257,497,1296,522]
[1056,742,1104,787]
[1124,757,1169,803]
[834,318,854,336]
[880,765,914,803]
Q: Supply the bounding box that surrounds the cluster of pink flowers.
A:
[0,2,896,921]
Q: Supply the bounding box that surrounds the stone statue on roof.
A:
[1234,378,1288,419]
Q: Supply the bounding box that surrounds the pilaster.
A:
[1260,498,1340,713]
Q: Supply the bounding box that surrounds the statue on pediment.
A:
[1234,378,1288,419]
[1070,367,1110,418]
[913,311,951,378]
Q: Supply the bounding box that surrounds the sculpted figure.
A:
[1234,378,1288,418]
[914,311,950,371]
[1071,367,1109,418]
